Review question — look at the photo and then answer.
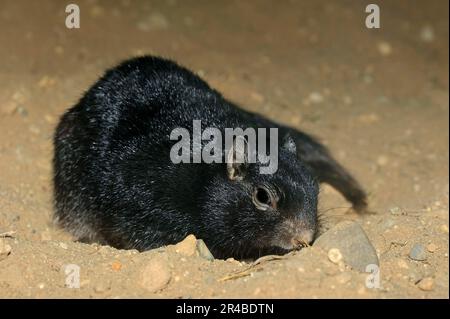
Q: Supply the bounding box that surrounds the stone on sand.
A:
[172,234,215,261]
[173,234,197,256]
[314,221,379,272]
[196,239,214,261]
[409,243,427,261]
[140,254,171,293]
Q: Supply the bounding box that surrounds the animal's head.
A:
[200,133,319,259]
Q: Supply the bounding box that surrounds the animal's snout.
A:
[272,218,316,250]
[291,229,314,248]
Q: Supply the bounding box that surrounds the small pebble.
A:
[137,13,169,31]
[397,259,409,270]
[196,239,214,261]
[308,92,324,104]
[389,207,402,215]
[197,69,206,77]
[226,257,241,265]
[419,25,435,43]
[409,243,427,261]
[59,242,68,250]
[173,234,197,256]
[328,248,343,264]
[376,155,389,166]
[417,277,434,291]
[140,255,171,292]
[17,106,28,117]
[427,243,438,253]
[377,41,392,56]
[111,261,122,271]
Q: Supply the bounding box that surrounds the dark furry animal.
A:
[53,56,367,259]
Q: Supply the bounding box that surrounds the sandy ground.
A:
[0,0,448,298]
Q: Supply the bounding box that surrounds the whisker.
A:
[318,206,352,214]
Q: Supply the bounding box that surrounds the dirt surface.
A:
[0,0,448,298]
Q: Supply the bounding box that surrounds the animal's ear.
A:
[282,133,297,155]
[226,135,248,181]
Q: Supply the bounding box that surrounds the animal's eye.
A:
[253,186,276,210]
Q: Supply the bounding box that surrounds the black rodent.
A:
[53,56,367,259]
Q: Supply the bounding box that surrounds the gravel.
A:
[409,243,427,261]
[417,277,434,291]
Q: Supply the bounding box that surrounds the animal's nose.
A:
[291,229,314,248]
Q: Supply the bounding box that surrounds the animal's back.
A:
[53,56,238,246]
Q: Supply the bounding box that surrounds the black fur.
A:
[53,56,367,259]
